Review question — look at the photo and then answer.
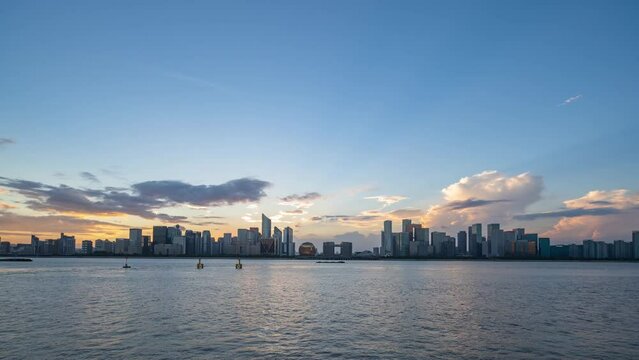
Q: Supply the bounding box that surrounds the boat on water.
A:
[123,257,131,269]
[0,258,33,262]
[316,260,346,264]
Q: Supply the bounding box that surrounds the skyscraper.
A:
[153,226,168,245]
[468,223,482,257]
[283,227,294,257]
[539,238,551,258]
[273,227,282,256]
[382,220,393,256]
[487,223,502,258]
[402,219,412,233]
[457,231,467,254]
[203,230,212,256]
[262,214,272,239]
[129,228,142,255]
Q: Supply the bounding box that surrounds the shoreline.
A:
[2,255,638,263]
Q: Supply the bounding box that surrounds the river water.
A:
[1,258,638,359]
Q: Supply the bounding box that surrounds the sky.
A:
[1,0,639,250]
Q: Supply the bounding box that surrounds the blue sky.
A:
[1,0,638,248]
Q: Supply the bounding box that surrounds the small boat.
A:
[0,258,33,262]
[196,258,204,269]
[235,258,243,270]
[123,256,131,269]
[316,260,346,264]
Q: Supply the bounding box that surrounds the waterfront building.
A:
[487,223,501,257]
[153,243,182,256]
[203,230,212,256]
[583,240,596,259]
[273,227,282,256]
[172,236,186,255]
[129,228,142,255]
[431,231,447,257]
[633,231,639,259]
[262,214,272,239]
[167,225,181,244]
[142,236,151,255]
[81,240,93,255]
[402,219,412,233]
[60,233,76,256]
[381,220,393,257]
[283,227,295,257]
[468,223,482,257]
[539,238,551,258]
[0,241,10,255]
[114,238,129,255]
[323,242,335,257]
[340,242,353,257]
[153,226,168,245]
[298,242,317,257]
[457,231,467,255]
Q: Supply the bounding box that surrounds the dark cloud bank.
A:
[0,176,271,223]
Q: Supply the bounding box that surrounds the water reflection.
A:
[1,259,638,359]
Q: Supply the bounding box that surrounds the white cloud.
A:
[558,94,583,106]
[422,171,544,229]
[541,190,639,242]
[365,195,408,207]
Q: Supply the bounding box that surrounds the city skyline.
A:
[2,214,638,261]
[2,1,639,246]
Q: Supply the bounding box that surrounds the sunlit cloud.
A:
[365,195,407,207]
[422,171,543,229]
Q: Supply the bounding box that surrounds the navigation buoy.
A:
[235,258,242,270]
[197,258,204,269]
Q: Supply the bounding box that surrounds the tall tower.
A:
[129,228,142,255]
[283,227,294,257]
[468,223,482,257]
[382,220,393,256]
[262,214,272,239]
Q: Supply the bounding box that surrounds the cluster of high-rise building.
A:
[379,219,639,260]
[2,216,639,261]
[0,214,297,258]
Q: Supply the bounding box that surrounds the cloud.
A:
[558,94,583,106]
[80,171,100,183]
[0,201,15,210]
[365,195,408,207]
[280,209,306,216]
[513,207,622,220]
[311,214,383,228]
[133,178,270,206]
[446,198,511,210]
[422,171,543,229]
[0,176,271,223]
[279,192,322,208]
[520,190,639,242]
[0,138,15,148]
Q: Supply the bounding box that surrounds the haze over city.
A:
[1,1,638,250]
